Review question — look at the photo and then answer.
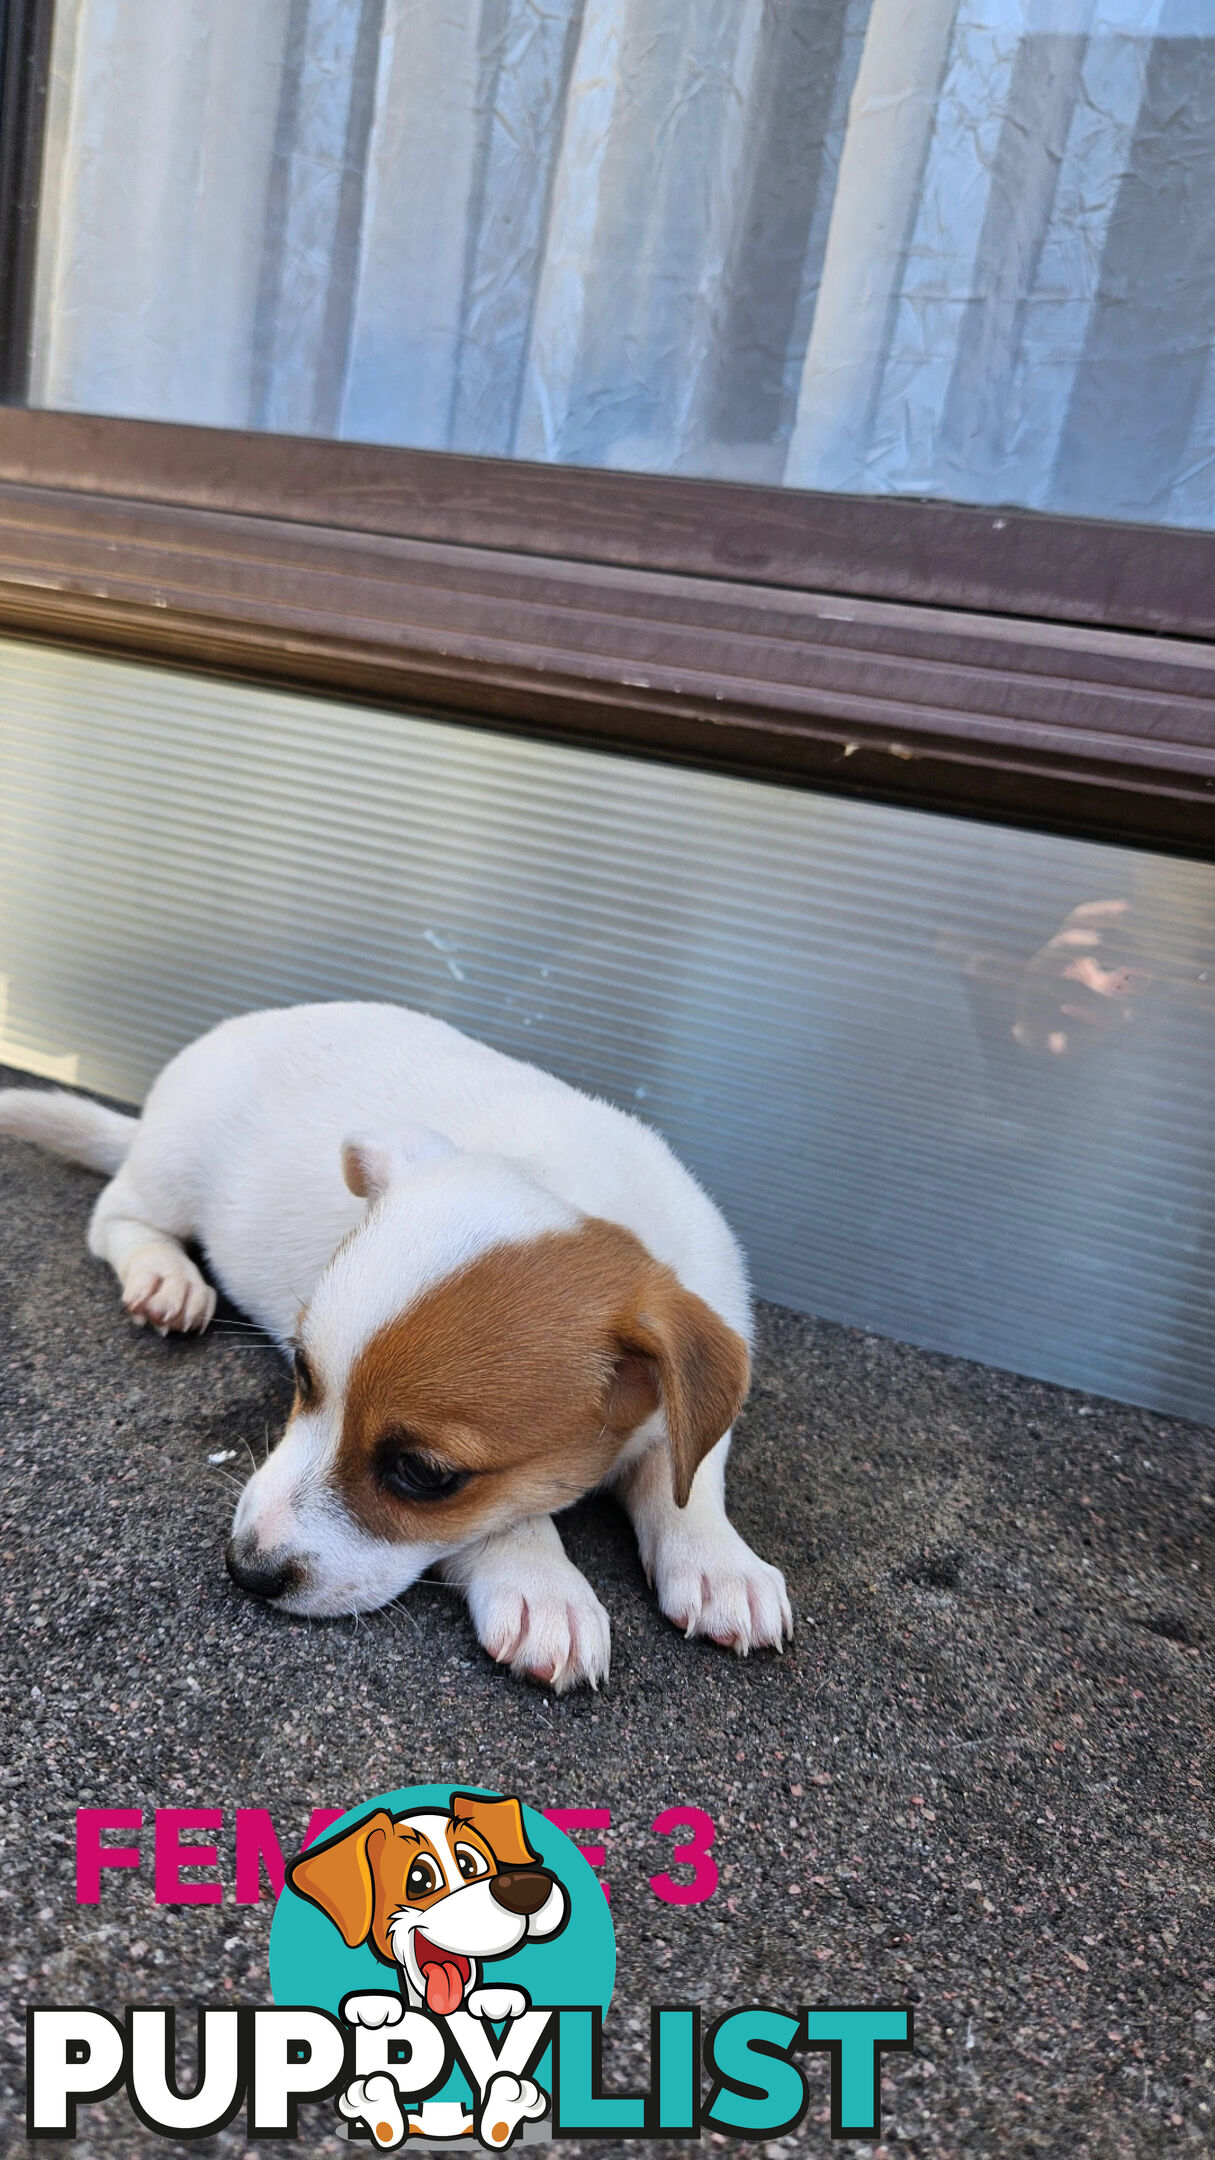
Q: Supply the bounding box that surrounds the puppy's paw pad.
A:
[478,2072,548,2146]
[341,1991,405,2029]
[655,1531,792,1655]
[338,2073,405,2146]
[473,1574,611,1693]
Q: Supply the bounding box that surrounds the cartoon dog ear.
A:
[449,1792,540,1870]
[609,1271,750,1508]
[341,1127,456,1202]
[287,1809,395,1947]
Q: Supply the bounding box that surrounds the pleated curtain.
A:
[30,0,1215,525]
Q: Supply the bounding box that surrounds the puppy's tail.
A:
[0,1087,137,1174]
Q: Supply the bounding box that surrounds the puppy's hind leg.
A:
[88,1173,216,1337]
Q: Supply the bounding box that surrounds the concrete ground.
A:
[0,1078,1212,2159]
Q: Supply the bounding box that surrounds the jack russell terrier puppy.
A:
[0,1001,790,1687]
[291,1792,562,2145]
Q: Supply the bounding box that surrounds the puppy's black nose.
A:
[489,1869,554,1916]
[225,1538,299,1602]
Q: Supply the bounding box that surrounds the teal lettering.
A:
[655,2008,698,2133]
[553,2010,646,2134]
[804,2007,912,2135]
[705,2009,806,2136]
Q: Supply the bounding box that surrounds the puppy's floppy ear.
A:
[341,1127,456,1202]
[608,1270,750,1508]
[449,1792,540,1870]
[287,1809,395,1947]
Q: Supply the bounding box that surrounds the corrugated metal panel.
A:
[1,635,1212,1420]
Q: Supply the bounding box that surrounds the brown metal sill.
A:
[0,409,1211,855]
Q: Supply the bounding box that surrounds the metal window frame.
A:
[0,0,53,402]
[0,3,1212,857]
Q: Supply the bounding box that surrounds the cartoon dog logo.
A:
[288,1792,567,2146]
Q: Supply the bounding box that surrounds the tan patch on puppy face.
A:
[335,1217,749,1540]
[449,1792,539,1871]
[291,1814,495,1969]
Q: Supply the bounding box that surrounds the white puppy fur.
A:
[379,1812,567,2008]
[0,1001,791,1684]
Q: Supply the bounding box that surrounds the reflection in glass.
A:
[2,637,1213,1420]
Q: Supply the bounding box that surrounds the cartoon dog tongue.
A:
[424,1959,466,2015]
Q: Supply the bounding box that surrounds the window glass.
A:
[26,1,1215,524]
[2,634,1213,1421]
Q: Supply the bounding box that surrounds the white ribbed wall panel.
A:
[1,637,1212,1422]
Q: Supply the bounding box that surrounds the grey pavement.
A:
[1,1075,1212,2159]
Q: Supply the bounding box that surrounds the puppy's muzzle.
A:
[225,1533,304,1603]
[489,1869,555,1916]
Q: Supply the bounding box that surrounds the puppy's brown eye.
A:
[377,1440,468,1504]
[455,1842,490,1882]
[406,1856,441,1899]
[293,1348,314,1404]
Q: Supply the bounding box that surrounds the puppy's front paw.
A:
[651,1526,793,1655]
[469,1566,611,1693]
[341,1991,405,2029]
[466,1984,529,2022]
[478,2071,548,2147]
[123,1251,216,1336]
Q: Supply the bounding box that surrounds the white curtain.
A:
[30,0,1215,525]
